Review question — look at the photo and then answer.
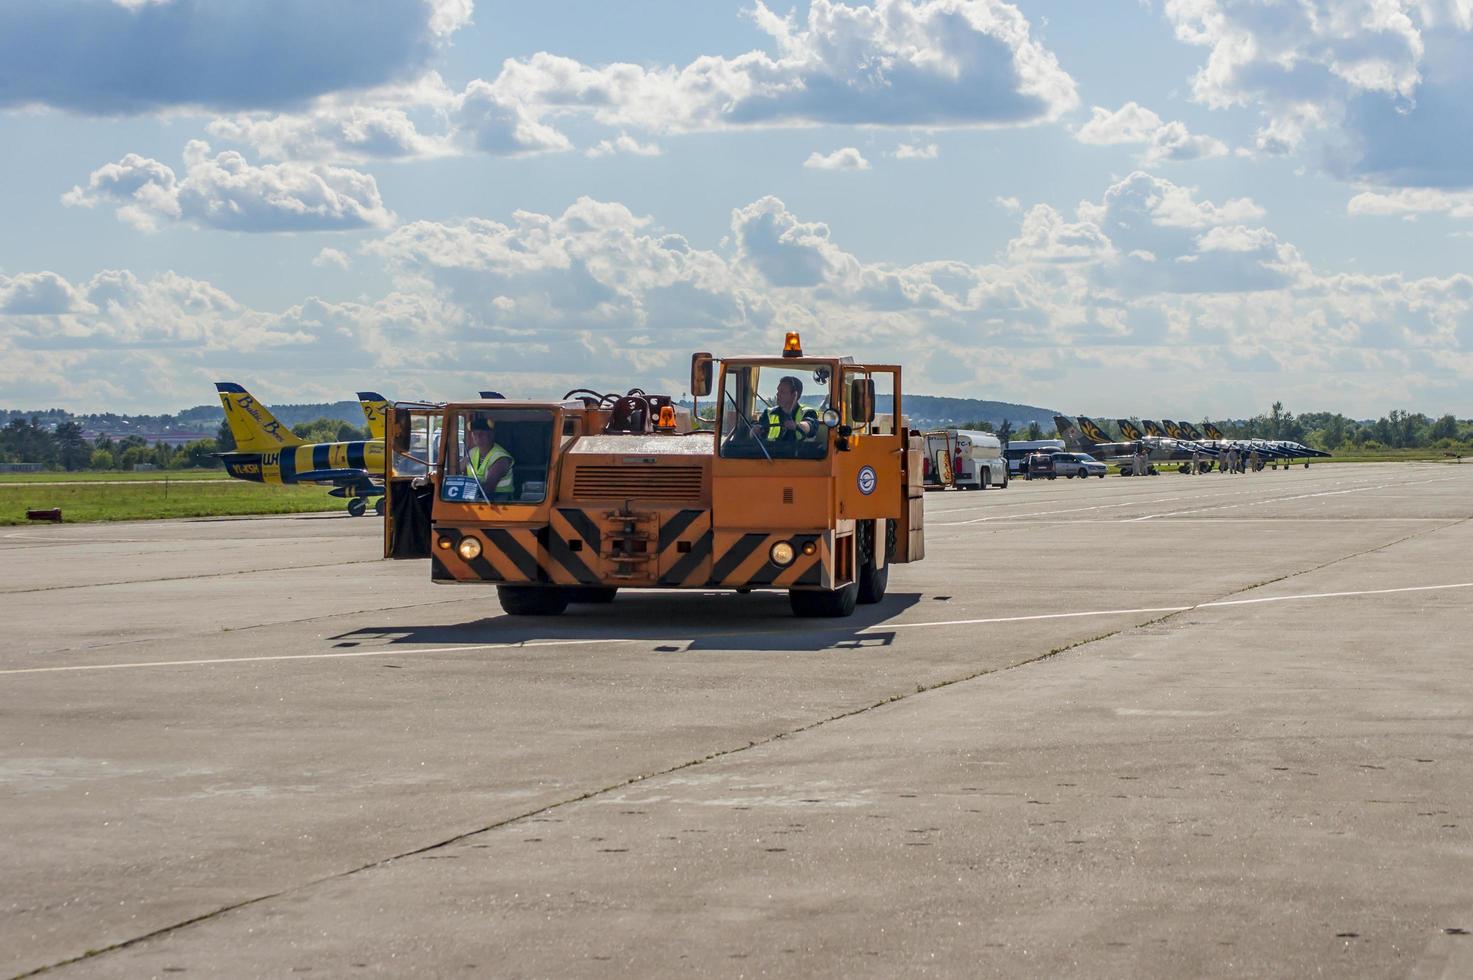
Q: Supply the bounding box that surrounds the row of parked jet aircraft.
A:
[1052,415,1331,475]
[213,383,1334,514]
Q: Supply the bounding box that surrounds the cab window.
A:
[718,363,832,460]
[440,409,554,504]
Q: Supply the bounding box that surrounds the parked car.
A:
[1052,452,1107,479]
[1024,451,1056,480]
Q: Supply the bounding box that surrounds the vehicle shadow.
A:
[328,591,923,654]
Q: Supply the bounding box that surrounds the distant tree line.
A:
[0,417,369,471]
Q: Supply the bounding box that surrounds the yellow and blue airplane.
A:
[216,382,386,516]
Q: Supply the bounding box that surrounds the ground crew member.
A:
[465,415,514,497]
[1249,448,1260,472]
[1192,448,1202,474]
[762,376,820,448]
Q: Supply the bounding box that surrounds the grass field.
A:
[0,477,349,525]
[0,469,232,484]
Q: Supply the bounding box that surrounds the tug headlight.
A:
[769,541,795,567]
[457,536,483,561]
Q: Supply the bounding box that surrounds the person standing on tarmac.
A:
[762,376,821,451]
[1249,447,1260,472]
[1192,448,1202,474]
[465,415,514,498]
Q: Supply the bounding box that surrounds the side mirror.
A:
[850,378,876,424]
[391,408,413,454]
[690,352,714,397]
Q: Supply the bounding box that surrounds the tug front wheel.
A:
[496,585,568,616]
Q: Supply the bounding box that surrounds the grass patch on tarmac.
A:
[0,479,344,524]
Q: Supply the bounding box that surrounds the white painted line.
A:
[6,580,1468,677]
[1199,581,1473,608]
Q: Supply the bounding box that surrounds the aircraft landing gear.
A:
[374,497,385,517]
[347,497,368,517]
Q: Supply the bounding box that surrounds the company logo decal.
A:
[857,465,877,495]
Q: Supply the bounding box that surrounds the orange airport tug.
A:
[382,334,924,616]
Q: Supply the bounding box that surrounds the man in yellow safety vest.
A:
[761,375,820,450]
[465,415,515,498]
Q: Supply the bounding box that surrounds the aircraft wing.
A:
[296,469,382,492]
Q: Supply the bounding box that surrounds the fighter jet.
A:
[1193,422,1332,467]
[1055,416,1217,475]
[358,391,390,440]
[215,382,385,516]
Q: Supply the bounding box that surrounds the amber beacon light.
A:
[782,331,803,357]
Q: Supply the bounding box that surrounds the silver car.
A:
[1051,452,1107,479]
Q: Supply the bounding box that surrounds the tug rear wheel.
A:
[790,583,859,618]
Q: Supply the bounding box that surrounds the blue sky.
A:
[1,0,1470,418]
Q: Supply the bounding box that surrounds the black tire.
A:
[496,585,569,616]
[1047,474,1056,480]
[790,583,859,617]
[1097,471,1105,479]
[856,520,889,605]
[373,497,386,517]
[347,497,367,517]
[565,586,618,604]
[979,468,989,490]
[1001,471,1009,488]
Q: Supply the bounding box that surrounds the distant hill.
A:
[885,395,1060,430]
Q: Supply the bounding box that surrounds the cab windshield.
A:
[718,362,832,460]
[440,408,554,504]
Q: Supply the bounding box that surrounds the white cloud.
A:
[894,142,940,159]
[457,0,1077,137]
[9,178,1473,415]
[0,0,472,114]
[586,134,663,158]
[0,271,96,315]
[63,141,395,232]
[804,147,871,171]
[1076,101,1228,165]
[1162,0,1473,186]
[313,248,353,271]
[1347,187,1473,219]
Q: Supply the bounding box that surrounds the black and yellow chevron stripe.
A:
[432,509,829,591]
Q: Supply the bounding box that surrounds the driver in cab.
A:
[761,376,820,451]
[465,415,514,498]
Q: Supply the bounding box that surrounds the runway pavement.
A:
[2,463,1470,978]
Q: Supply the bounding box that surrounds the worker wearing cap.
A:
[465,415,514,497]
[762,376,820,447]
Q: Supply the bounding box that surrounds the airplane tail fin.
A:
[1162,419,1184,439]
[1117,419,1144,441]
[1203,422,1225,440]
[1179,421,1204,440]
[1076,416,1111,446]
[1142,420,1165,437]
[1053,415,1086,450]
[357,391,390,440]
[215,382,303,452]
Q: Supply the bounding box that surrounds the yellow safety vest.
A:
[468,444,515,494]
[764,407,818,441]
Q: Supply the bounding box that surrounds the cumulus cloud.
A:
[0,271,96,315]
[894,142,940,159]
[1346,186,1473,219]
[1076,101,1228,165]
[1162,0,1473,186]
[0,0,472,114]
[804,147,871,171]
[194,0,1076,164]
[313,248,353,271]
[63,141,395,232]
[8,178,1473,415]
[586,134,663,158]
